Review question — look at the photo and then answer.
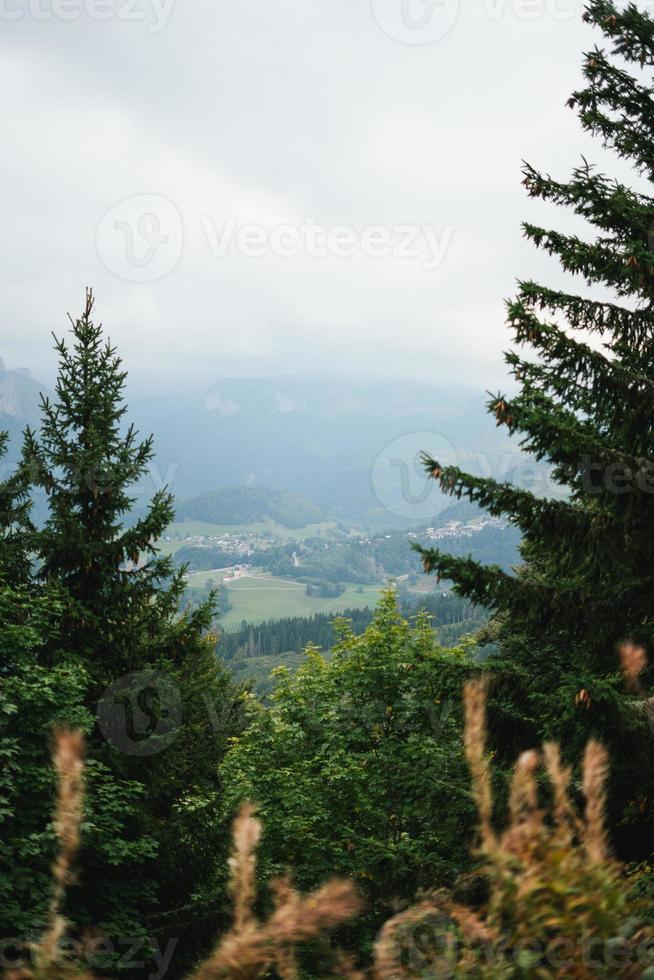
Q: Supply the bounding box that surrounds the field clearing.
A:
[191,571,382,629]
[185,567,243,587]
[158,519,337,555]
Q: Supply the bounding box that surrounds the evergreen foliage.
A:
[417,0,654,852]
[16,292,246,971]
[0,430,90,941]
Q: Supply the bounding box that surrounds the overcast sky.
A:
[0,0,624,391]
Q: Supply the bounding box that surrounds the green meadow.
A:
[187,569,382,629]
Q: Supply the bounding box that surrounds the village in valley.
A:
[418,515,508,542]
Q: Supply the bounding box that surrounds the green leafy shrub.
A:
[221,590,476,963]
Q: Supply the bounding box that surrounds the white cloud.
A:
[0,2,623,390]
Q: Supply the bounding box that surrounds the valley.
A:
[188,569,383,630]
[0,361,523,686]
[164,495,521,688]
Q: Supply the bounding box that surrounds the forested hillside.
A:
[177,487,326,528]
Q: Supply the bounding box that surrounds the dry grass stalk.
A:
[270,878,299,980]
[195,879,361,980]
[449,903,494,947]
[582,739,609,864]
[192,805,362,980]
[542,741,579,843]
[16,676,621,979]
[507,750,539,823]
[34,730,85,971]
[383,682,621,978]
[501,749,542,855]
[332,951,368,980]
[619,641,647,693]
[463,678,496,851]
[228,804,261,936]
[373,899,450,980]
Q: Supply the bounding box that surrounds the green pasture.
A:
[187,569,381,629]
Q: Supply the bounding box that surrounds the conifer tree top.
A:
[22,290,189,650]
[418,1,654,657]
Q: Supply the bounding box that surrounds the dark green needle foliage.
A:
[20,291,246,972]
[0,431,90,943]
[417,1,654,856]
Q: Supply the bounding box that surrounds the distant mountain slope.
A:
[130,378,516,524]
[0,366,532,529]
[177,486,326,528]
[0,359,47,422]
[0,359,49,467]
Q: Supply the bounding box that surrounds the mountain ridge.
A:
[177,486,326,529]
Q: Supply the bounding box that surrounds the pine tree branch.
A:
[571,44,654,173]
[522,223,652,297]
[495,389,653,474]
[421,457,609,542]
[516,280,650,343]
[522,159,653,239]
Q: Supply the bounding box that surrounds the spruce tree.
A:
[0,430,33,583]
[23,289,178,684]
[22,291,246,971]
[418,0,654,855]
[0,434,90,943]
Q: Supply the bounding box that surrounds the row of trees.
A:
[218,593,484,665]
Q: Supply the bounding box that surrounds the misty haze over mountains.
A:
[0,359,526,526]
[130,377,522,524]
[0,358,43,432]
